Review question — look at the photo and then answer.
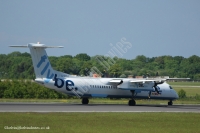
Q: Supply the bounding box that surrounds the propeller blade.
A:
[148,91,151,98]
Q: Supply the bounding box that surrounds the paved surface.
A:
[0,103,200,112]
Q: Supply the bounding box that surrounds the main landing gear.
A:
[128,99,136,106]
[128,90,136,106]
[82,98,89,104]
[168,100,173,106]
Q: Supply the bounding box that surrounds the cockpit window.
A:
[169,86,173,89]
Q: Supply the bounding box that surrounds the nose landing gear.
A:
[168,100,173,105]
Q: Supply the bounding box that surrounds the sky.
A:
[0,0,200,59]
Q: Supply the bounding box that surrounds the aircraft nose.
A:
[171,89,179,99]
[174,91,179,99]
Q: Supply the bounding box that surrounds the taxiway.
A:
[0,103,199,112]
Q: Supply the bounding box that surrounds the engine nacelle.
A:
[117,79,155,91]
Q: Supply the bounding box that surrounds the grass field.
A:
[168,82,200,98]
[168,81,200,86]
[1,112,200,133]
[174,87,200,97]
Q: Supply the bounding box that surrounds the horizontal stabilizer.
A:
[10,43,63,48]
[10,45,28,48]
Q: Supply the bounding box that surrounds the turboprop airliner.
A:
[10,43,179,106]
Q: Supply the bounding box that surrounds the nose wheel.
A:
[168,100,173,105]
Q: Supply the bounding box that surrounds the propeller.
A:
[118,80,123,85]
[149,80,164,98]
[153,81,163,94]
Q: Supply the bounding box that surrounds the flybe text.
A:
[54,74,76,91]
[53,74,89,98]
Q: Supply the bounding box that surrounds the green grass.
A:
[168,82,200,99]
[168,81,200,86]
[174,87,200,97]
[0,112,200,133]
[169,82,200,98]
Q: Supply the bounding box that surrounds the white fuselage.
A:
[37,77,179,100]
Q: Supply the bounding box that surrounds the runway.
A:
[0,103,200,112]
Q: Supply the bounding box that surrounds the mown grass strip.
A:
[0,112,200,133]
[168,81,200,86]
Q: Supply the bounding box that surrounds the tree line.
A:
[0,51,200,80]
[0,80,68,99]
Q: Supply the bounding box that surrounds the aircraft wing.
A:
[109,79,123,85]
[130,79,166,83]
[109,79,166,84]
[166,78,190,81]
[109,79,122,83]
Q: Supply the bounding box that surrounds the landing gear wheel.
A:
[128,100,136,106]
[128,90,136,106]
[82,98,89,104]
[168,100,173,106]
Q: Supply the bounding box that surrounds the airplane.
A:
[10,42,179,106]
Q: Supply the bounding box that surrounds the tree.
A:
[75,53,91,61]
[119,74,127,78]
[178,89,186,98]
[135,55,147,63]
[109,64,122,78]
[154,56,165,69]
[1,51,200,80]
[56,58,73,74]
[80,62,93,76]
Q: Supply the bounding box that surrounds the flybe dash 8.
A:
[10,43,179,106]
